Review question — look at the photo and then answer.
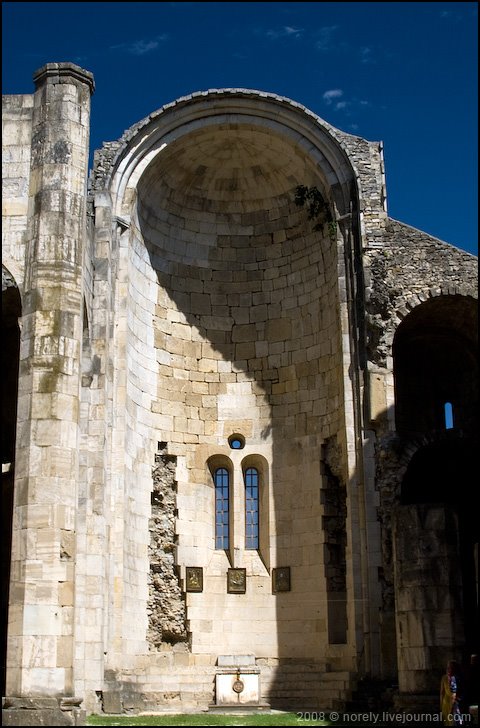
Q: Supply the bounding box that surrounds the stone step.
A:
[344,678,396,713]
[122,665,356,714]
[261,669,356,711]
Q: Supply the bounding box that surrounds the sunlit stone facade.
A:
[2,63,477,725]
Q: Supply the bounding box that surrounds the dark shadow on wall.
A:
[401,437,479,660]
[1,270,21,697]
[373,293,479,700]
[394,293,479,662]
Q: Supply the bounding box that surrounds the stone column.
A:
[3,63,94,726]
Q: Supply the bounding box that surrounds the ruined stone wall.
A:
[7,76,461,715]
[334,133,387,237]
[362,219,478,679]
[2,94,34,290]
[364,219,477,369]
[148,448,187,648]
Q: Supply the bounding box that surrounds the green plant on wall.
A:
[294,184,336,238]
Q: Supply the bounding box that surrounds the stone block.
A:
[101,691,123,714]
[2,697,85,726]
[217,654,256,666]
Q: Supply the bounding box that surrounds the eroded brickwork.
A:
[364,219,477,368]
[147,447,187,648]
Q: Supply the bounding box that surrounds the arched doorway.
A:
[392,294,478,698]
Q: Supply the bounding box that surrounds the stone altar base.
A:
[210,654,270,711]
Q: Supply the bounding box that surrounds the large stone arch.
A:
[90,90,373,709]
[393,293,477,436]
[103,90,361,220]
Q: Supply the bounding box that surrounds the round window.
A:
[228,434,245,450]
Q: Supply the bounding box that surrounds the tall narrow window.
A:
[244,467,259,550]
[214,467,230,549]
[444,401,454,430]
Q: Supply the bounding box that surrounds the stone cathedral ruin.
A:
[1,63,478,725]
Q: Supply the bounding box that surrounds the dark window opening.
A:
[228,434,245,450]
[214,467,230,549]
[444,401,454,430]
[244,467,259,550]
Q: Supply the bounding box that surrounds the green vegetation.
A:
[87,710,418,726]
[87,711,331,726]
[293,185,335,235]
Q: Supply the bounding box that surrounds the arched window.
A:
[214,467,230,549]
[444,401,454,430]
[244,467,259,550]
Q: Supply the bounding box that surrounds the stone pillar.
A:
[393,504,464,709]
[4,63,94,726]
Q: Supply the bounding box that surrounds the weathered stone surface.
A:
[2,66,477,718]
[2,697,85,726]
[393,505,465,694]
[100,691,123,715]
[147,448,188,648]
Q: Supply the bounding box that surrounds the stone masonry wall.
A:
[364,218,477,368]
[2,94,34,290]
[363,218,478,678]
[79,96,367,710]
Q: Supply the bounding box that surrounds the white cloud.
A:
[130,40,160,55]
[110,34,168,56]
[360,46,374,64]
[284,26,303,36]
[323,90,372,118]
[315,25,339,51]
[323,89,343,105]
[440,10,463,21]
[266,26,304,40]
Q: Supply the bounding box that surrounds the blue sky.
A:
[2,2,478,255]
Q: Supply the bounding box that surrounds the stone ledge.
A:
[2,697,85,727]
[33,62,95,94]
